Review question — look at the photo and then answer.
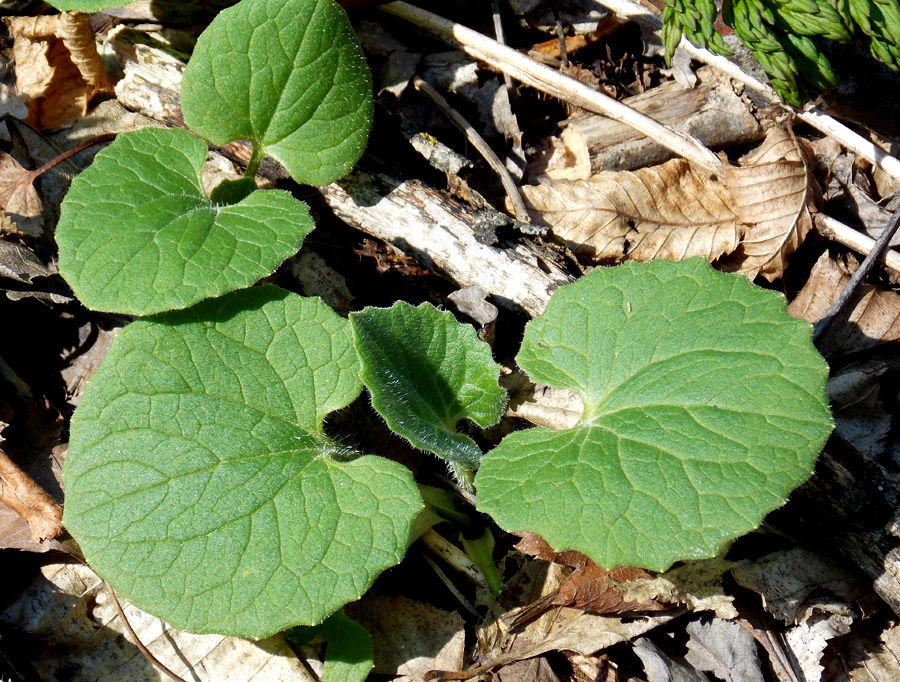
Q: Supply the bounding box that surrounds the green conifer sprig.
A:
[662,0,900,106]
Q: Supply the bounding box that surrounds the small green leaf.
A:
[350,302,506,469]
[63,286,422,638]
[319,610,374,682]
[56,128,314,315]
[181,0,373,185]
[476,258,832,572]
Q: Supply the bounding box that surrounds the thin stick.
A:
[380,2,724,173]
[413,74,531,222]
[419,527,488,588]
[816,214,900,274]
[547,0,569,68]
[490,0,514,93]
[813,205,900,340]
[104,581,189,682]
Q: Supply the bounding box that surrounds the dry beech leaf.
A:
[344,595,465,679]
[848,621,900,682]
[614,557,738,620]
[0,559,315,681]
[523,126,814,279]
[514,532,667,614]
[789,251,900,357]
[6,12,113,130]
[0,151,43,237]
[723,126,816,281]
[522,158,742,264]
[0,444,62,543]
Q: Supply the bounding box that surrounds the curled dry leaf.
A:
[723,126,817,281]
[523,126,815,280]
[5,12,113,130]
[514,532,667,614]
[828,358,900,460]
[521,158,742,263]
[789,251,900,357]
[0,445,62,543]
[0,151,43,237]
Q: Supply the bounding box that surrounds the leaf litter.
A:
[1,0,900,680]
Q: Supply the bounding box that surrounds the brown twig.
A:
[104,580,189,682]
[813,205,900,341]
[412,75,530,223]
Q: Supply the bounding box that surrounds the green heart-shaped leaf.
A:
[181,0,373,185]
[63,286,422,638]
[350,302,506,469]
[56,127,314,315]
[476,258,832,571]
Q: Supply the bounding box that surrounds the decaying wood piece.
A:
[559,67,764,173]
[319,167,574,317]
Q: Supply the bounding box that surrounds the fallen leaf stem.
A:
[28,133,117,183]
[815,214,900,274]
[104,580,189,682]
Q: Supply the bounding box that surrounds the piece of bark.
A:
[543,67,764,174]
[318,167,574,317]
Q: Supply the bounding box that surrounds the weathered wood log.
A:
[549,67,767,173]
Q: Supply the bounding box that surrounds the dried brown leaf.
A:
[789,251,900,357]
[0,151,43,237]
[6,12,112,130]
[344,595,465,679]
[731,547,866,625]
[0,444,62,542]
[847,622,900,682]
[514,533,665,614]
[0,559,315,681]
[501,370,583,431]
[684,617,765,682]
[521,158,741,263]
[828,358,900,459]
[723,127,816,281]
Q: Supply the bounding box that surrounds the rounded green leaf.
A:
[476,258,832,571]
[350,302,506,469]
[63,286,422,638]
[56,127,314,315]
[181,0,373,185]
